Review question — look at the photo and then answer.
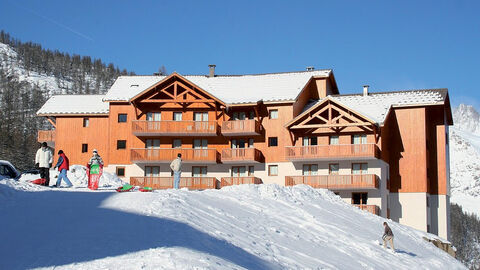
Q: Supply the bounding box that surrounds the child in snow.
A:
[53,150,73,188]
[382,222,395,252]
[88,149,104,168]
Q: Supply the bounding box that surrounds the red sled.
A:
[31,178,46,185]
[116,185,135,192]
[87,165,103,190]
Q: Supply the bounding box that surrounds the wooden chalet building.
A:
[36,66,453,240]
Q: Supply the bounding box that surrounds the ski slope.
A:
[0,172,464,270]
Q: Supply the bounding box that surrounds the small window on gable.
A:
[82,144,88,153]
[118,114,127,123]
[269,109,278,119]
[83,117,89,127]
[116,167,125,177]
[268,137,278,147]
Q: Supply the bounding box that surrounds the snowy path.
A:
[0,181,465,270]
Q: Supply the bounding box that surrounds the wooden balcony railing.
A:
[354,204,380,215]
[285,174,379,189]
[132,120,217,136]
[130,176,218,190]
[221,120,261,136]
[221,148,262,163]
[220,177,263,187]
[37,130,55,142]
[285,144,380,161]
[131,148,218,163]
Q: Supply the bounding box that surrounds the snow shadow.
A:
[395,250,417,257]
[0,187,276,270]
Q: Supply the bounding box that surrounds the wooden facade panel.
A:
[55,116,109,166]
[388,108,428,193]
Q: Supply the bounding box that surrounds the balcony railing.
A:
[132,120,217,136]
[131,148,218,163]
[37,130,55,142]
[220,177,263,187]
[221,120,261,136]
[221,148,262,163]
[285,174,379,189]
[285,144,380,161]
[354,204,380,215]
[130,176,218,190]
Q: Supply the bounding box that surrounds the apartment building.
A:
[37,67,452,239]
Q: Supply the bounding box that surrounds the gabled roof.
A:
[103,70,332,104]
[36,95,109,116]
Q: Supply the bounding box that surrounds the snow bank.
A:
[0,182,464,269]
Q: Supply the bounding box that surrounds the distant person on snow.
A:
[87,149,104,168]
[35,142,53,186]
[382,222,395,252]
[170,153,182,189]
[53,150,73,188]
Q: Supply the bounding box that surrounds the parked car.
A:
[0,160,21,180]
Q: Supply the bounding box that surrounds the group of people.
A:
[34,142,103,188]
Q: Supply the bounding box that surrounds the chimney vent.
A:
[306,66,315,71]
[363,85,369,96]
[208,64,216,77]
[153,72,160,76]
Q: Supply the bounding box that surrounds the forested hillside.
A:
[0,31,134,170]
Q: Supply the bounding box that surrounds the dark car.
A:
[0,160,21,180]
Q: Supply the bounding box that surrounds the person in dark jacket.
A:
[382,222,395,252]
[53,150,73,188]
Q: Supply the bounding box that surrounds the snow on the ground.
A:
[0,180,464,270]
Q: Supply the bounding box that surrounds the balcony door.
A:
[145,166,160,177]
[146,112,161,131]
[192,166,207,177]
[232,112,246,120]
[146,139,160,159]
[193,139,208,158]
[232,166,247,177]
[352,192,368,205]
[352,163,368,175]
[302,164,318,176]
[194,112,209,131]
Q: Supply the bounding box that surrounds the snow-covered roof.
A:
[103,70,332,104]
[328,89,447,124]
[36,95,109,116]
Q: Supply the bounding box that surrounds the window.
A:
[303,136,318,146]
[194,139,208,149]
[268,165,278,176]
[145,166,160,177]
[352,134,367,144]
[269,109,278,119]
[116,167,125,177]
[248,166,255,176]
[329,135,339,145]
[248,138,254,148]
[83,117,89,127]
[146,112,161,121]
[352,163,368,174]
[117,140,126,150]
[82,144,88,153]
[173,139,182,148]
[194,112,208,121]
[231,139,245,149]
[173,112,182,121]
[426,196,430,207]
[146,139,160,149]
[192,166,207,177]
[232,112,246,120]
[268,137,278,147]
[232,166,247,177]
[352,193,368,205]
[329,163,339,175]
[118,114,127,123]
[249,111,255,120]
[302,164,318,176]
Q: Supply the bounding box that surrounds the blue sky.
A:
[1,0,479,107]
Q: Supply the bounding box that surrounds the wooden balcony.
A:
[354,204,380,215]
[221,120,261,136]
[221,148,262,163]
[131,148,218,163]
[37,130,55,143]
[285,174,379,189]
[220,177,263,187]
[130,176,218,190]
[132,120,217,136]
[285,144,380,161]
